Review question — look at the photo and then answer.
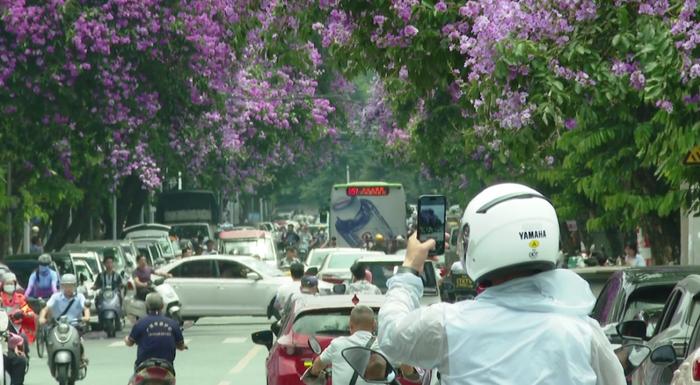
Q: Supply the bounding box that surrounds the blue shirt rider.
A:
[25,254,59,299]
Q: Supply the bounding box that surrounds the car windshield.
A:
[222,239,275,261]
[158,239,174,256]
[245,259,284,277]
[75,263,93,281]
[327,254,365,269]
[75,257,100,275]
[293,308,379,336]
[308,250,331,267]
[171,225,209,240]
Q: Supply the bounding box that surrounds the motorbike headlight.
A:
[57,323,70,334]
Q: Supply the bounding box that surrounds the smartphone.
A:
[417,195,447,255]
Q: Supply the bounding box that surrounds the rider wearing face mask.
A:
[1,273,37,345]
[25,254,59,300]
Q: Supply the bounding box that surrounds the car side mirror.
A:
[305,267,319,276]
[308,335,322,355]
[342,347,397,384]
[333,284,346,295]
[650,344,677,366]
[251,330,273,351]
[246,272,262,281]
[615,344,651,376]
[617,320,648,341]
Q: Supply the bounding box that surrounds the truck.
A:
[155,190,220,241]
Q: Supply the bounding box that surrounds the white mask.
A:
[3,284,15,294]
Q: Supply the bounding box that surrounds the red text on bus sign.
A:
[346,186,390,196]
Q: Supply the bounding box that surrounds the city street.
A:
[24,317,269,385]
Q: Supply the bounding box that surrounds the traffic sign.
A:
[684,145,700,165]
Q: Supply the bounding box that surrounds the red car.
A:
[252,294,427,385]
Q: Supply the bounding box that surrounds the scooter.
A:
[127,358,175,385]
[46,316,88,385]
[124,278,183,327]
[97,289,122,338]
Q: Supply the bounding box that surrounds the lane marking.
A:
[223,337,246,344]
[229,345,263,374]
[217,382,230,385]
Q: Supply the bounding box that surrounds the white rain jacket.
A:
[378,269,626,385]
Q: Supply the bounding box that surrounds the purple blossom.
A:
[630,71,646,90]
[565,118,577,130]
[399,65,409,80]
[435,1,447,12]
[655,99,673,113]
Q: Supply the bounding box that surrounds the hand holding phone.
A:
[417,195,447,256]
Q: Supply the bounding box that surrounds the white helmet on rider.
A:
[2,273,17,294]
[61,273,77,286]
[458,183,559,284]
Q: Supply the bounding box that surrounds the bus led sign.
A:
[346,186,390,196]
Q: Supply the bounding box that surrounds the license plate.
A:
[455,276,472,288]
[303,360,313,368]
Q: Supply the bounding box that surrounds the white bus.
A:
[329,182,407,248]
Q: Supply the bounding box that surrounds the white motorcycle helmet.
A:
[458,183,559,284]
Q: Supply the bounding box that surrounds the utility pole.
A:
[6,163,12,255]
[112,194,117,240]
[177,172,182,190]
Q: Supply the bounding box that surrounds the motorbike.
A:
[127,358,176,385]
[124,277,183,327]
[46,315,88,385]
[97,289,122,338]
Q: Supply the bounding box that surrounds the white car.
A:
[306,248,358,270]
[73,258,99,324]
[317,250,384,284]
[160,255,292,318]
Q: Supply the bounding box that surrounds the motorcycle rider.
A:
[370,234,386,253]
[38,273,90,367]
[125,293,186,370]
[132,255,171,301]
[25,253,59,300]
[1,274,36,347]
[283,224,300,247]
[377,183,626,385]
[345,262,382,295]
[279,247,302,269]
[92,254,124,328]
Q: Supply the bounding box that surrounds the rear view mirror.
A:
[650,344,677,366]
[251,330,273,351]
[333,284,346,295]
[305,267,319,276]
[615,344,651,376]
[246,272,262,281]
[308,335,322,355]
[341,347,397,384]
[617,320,647,340]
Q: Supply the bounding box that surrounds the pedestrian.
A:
[624,242,646,267]
[377,183,626,385]
[323,236,337,248]
[202,240,217,255]
[273,263,304,314]
[29,236,43,254]
[279,246,301,268]
[309,305,421,385]
[346,262,382,295]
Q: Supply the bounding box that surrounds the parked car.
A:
[591,266,700,344]
[159,255,291,319]
[306,248,357,270]
[627,275,700,385]
[61,241,128,276]
[355,254,440,305]
[572,265,628,297]
[317,250,383,285]
[73,258,98,325]
[218,230,279,268]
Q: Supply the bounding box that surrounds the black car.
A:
[591,266,700,341]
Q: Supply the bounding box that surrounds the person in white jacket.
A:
[378,183,626,385]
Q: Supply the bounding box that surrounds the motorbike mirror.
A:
[308,335,322,355]
[246,272,262,281]
[650,344,677,366]
[333,284,346,295]
[614,344,651,376]
[251,330,273,351]
[617,320,648,341]
[0,310,8,332]
[341,347,397,384]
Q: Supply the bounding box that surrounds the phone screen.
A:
[417,195,447,255]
